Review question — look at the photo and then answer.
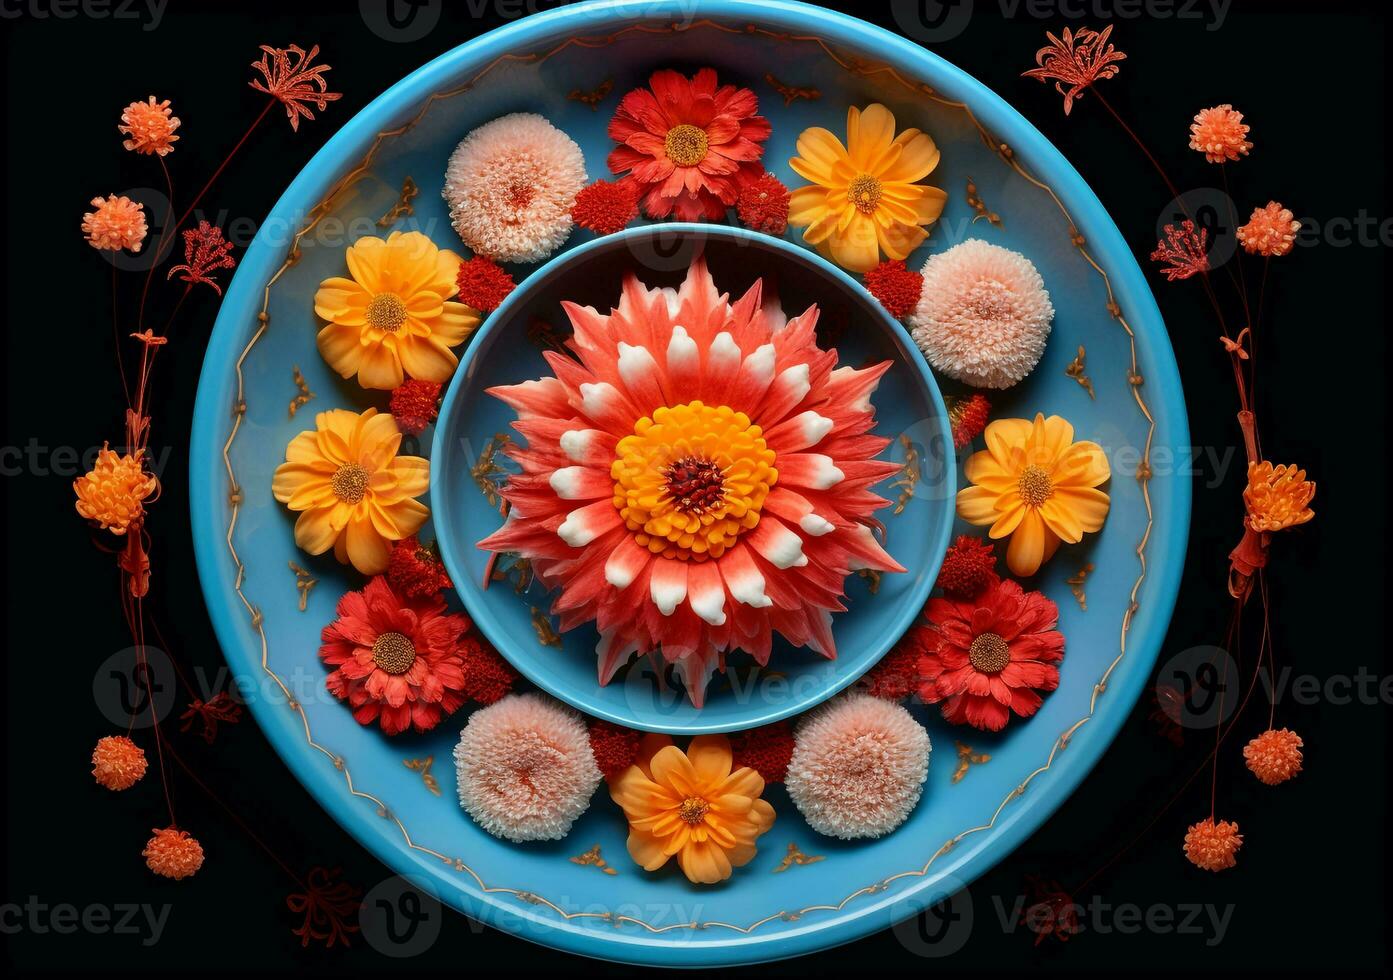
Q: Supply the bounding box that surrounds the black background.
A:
[2,0,1387,975]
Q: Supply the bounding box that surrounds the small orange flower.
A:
[1237,201,1300,258]
[143,827,204,880]
[1243,728,1303,785]
[82,194,147,252]
[1183,817,1241,872]
[74,445,159,535]
[1188,104,1252,163]
[1243,461,1314,532]
[119,96,181,156]
[91,735,147,791]
[609,734,775,884]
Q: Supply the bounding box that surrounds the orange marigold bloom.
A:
[91,735,147,791]
[1243,728,1303,785]
[119,96,181,156]
[1237,201,1300,258]
[1188,104,1252,163]
[610,734,775,884]
[82,194,147,252]
[143,827,205,880]
[74,445,159,535]
[1183,817,1241,872]
[1243,461,1315,532]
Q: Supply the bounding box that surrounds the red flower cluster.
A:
[167,221,236,295]
[588,720,640,780]
[947,393,991,449]
[729,721,794,784]
[457,633,516,705]
[861,626,931,701]
[319,577,472,735]
[863,259,923,319]
[455,255,515,312]
[388,380,442,437]
[572,179,639,236]
[736,171,790,235]
[385,535,451,599]
[919,579,1064,731]
[936,534,998,599]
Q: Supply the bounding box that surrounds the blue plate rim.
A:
[189,0,1192,966]
[430,222,956,735]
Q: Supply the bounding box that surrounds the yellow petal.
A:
[382,455,430,499]
[687,735,733,786]
[344,236,386,293]
[317,322,365,379]
[956,483,1001,525]
[876,220,928,262]
[371,497,428,540]
[648,745,699,797]
[880,131,941,183]
[357,341,404,391]
[626,828,672,872]
[1033,414,1075,463]
[1005,509,1047,576]
[344,515,391,574]
[1054,441,1112,488]
[1039,497,1083,543]
[398,335,459,383]
[847,104,896,169]
[430,302,480,346]
[829,214,880,272]
[787,186,830,228]
[985,418,1034,471]
[677,840,732,884]
[293,506,339,555]
[284,430,329,467]
[800,208,842,247]
[963,452,1013,490]
[792,126,849,182]
[1052,486,1111,533]
[989,498,1028,538]
[314,277,370,324]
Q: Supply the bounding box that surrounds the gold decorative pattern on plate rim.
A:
[217,19,1159,936]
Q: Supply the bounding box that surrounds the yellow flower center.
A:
[371,631,416,675]
[331,463,371,503]
[665,124,709,167]
[365,292,408,333]
[612,401,777,561]
[968,632,1011,674]
[1017,464,1054,507]
[848,174,883,215]
[678,797,709,825]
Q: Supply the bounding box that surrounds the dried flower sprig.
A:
[1022,25,1126,115]
[250,44,342,131]
[167,221,236,295]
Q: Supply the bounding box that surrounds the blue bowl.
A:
[431,224,955,734]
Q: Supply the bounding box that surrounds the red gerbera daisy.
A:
[919,578,1064,731]
[319,577,471,735]
[607,68,771,222]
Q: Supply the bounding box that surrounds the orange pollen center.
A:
[366,292,408,332]
[371,631,416,675]
[849,174,883,214]
[678,797,709,825]
[1017,464,1054,507]
[612,401,777,562]
[968,632,1011,674]
[331,463,371,503]
[665,124,709,167]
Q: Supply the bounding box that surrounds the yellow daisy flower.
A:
[956,414,1111,577]
[314,230,480,391]
[787,103,948,273]
[609,733,775,885]
[272,408,429,574]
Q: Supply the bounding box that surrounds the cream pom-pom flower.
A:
[443,112,586,264]
[785,693,930,839]
[908,239,1054,389]
[453,693,602,842]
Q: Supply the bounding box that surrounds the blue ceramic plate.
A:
[431,224,954,734]
[190,0,1189,966]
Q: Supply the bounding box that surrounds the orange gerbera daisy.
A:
[315,231,479,391]
[609,733,775,884]
[956,414,1111,577]
[272,408,430,575]
[788,104,947,272]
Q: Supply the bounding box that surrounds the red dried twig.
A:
[250,44,342,131]
[1022,25,1126,115]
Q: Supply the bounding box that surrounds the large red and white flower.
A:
[479,259,905,705]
